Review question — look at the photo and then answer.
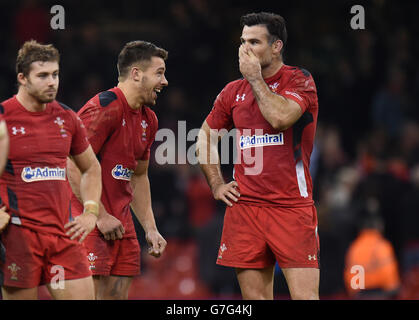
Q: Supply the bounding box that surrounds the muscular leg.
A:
[93,275,133,300]
[46,276,95,300]
[1,286,38,300]
[282,268,319,300]
[235,266,275,300]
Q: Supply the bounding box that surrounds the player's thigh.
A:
[217,204,275,269]
[235,266,275,300]
[282,267,319,300]
[95,275,133,300]
[1,286,38,300]
[47,276,95,300]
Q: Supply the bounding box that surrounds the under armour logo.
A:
[122,119,126,127]
[308,254,317,261]
[236,94,246,102]
[12,127,25,135]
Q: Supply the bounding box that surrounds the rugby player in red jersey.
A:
[67,41,167,299]
[0,40,102,299]
[197,12,320,300]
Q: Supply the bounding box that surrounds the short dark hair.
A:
[117,41,168,80]
[16,40,60,76]
[240,12,287,49]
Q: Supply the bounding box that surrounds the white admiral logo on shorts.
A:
[111,164,134,181]
[21,167,66,182]
[240,133,284,149]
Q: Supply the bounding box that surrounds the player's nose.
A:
[48,75,57,86]
[161,75,168,87]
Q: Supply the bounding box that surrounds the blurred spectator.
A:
[344,206,400,299]
[13,0,51,45]
[371,66,410,138]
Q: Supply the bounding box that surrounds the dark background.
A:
[1,0,419,299]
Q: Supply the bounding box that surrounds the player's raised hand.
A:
[0,206,10,233]
[239,44,262,82]
[65,211,97,243]
[96,213,125,241]
[212,181,241,207]
[146,229,167,258]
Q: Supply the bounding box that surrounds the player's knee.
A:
[104,291,128,300]
[291,289,319,300]
[241,288,272,300]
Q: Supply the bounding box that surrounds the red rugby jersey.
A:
[0,96,90,236]
[71,87,158,238]
[206,65,319,207]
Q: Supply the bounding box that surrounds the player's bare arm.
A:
[0,120,9,176]
[65,145,102,242]
[130,159,166,258]
[67,155,125,241]
[197,120,240,207]
[0,206,10,233]
[0,120,10,232]
[239,45,302,131]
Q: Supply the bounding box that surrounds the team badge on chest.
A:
[141,120,148,141]
[54,117,67,137]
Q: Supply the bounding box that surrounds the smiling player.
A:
[67,41,168,299]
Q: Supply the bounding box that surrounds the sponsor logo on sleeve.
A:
[21,167,66,182]
[111,164,134,181]
[284,90,303,101]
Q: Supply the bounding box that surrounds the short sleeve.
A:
[69,112,90,156]
[205,83,234,130]
[279,69,317,114]
[78,96,120,154]
[140,111,158,161]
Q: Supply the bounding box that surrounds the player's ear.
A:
[272,39,283,56]
[17,73,27,86]
[130,66,143,82]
